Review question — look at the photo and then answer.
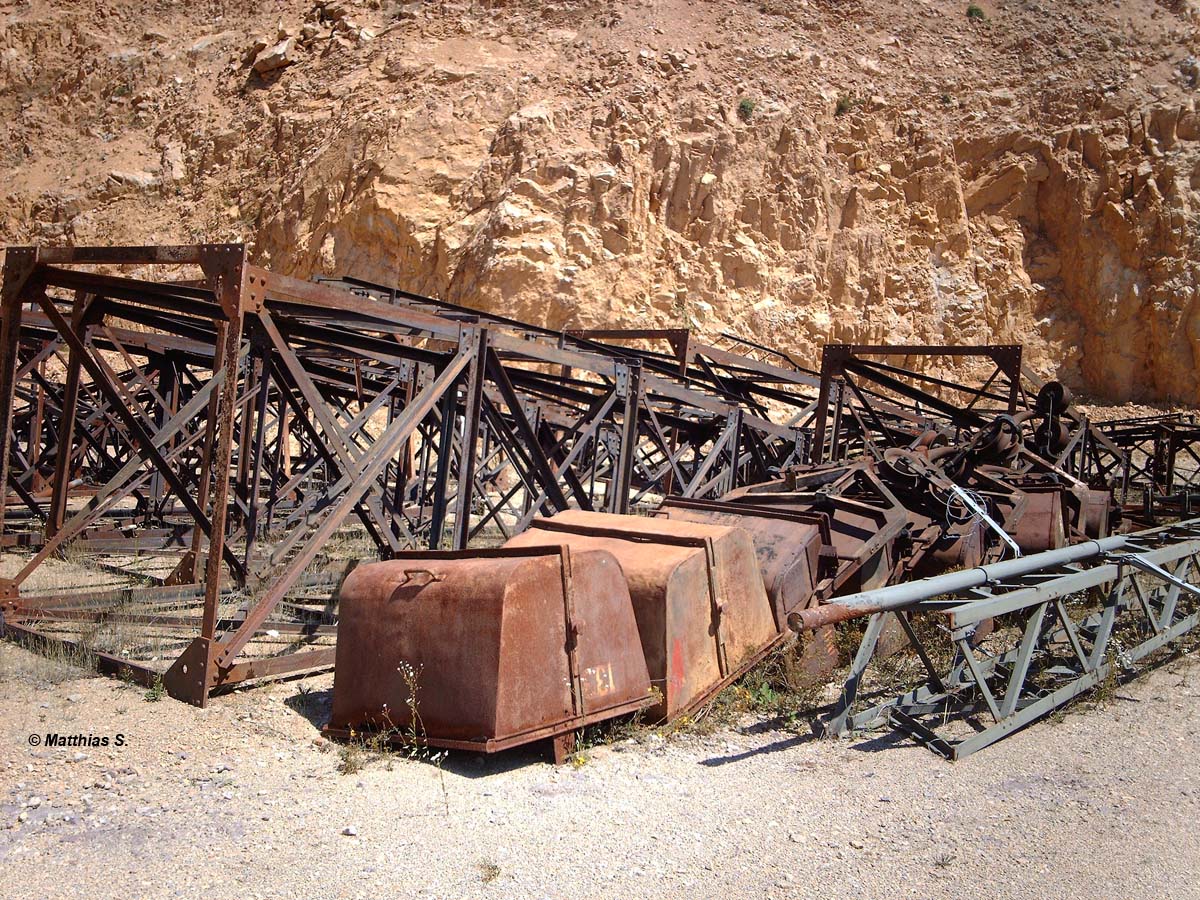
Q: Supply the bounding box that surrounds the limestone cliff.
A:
[2,0,1199,401]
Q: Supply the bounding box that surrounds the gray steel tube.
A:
[789,521,1193,631]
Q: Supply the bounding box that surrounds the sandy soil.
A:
[1,641,1198,899]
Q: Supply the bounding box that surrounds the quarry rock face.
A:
[2,0,1199,402]
[260,92,1200,403]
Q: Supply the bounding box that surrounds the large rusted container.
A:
[325,546,652,756]
[655,497,838,683]
[1079,487,1114,539]
[1062,484,1114,539]
[1009,485,1069,553]
[723,470,908,594]
[655,497,832,628]
[504,511,779,722]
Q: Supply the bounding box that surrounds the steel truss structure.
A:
[1,241,1196,728]
[818,518,1200,758]
[1099,413,1200,523]
[809,344,1128,480]
[812,344,1024,463]
[0,245,826,705]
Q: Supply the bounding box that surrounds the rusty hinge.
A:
[557,547,586,717]
[701,537,730,678]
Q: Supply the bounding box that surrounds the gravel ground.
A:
[2,641,1198,900]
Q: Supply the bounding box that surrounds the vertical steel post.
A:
[197,248,248,642]
[811,345,839,464]
[611,360,641,514]
[185,318,230,585]
[233,352,262,530]
[451,329,488,550]
[27,354,46,491]
[427,371,459,550]
[242,344,273,568]
[148,356,178,519]
[46,291,90,537]
[0,248,36,538]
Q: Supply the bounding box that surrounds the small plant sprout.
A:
[835,95,863,117]
[966,4,986,20]
[737,98,755,121]
[144,675,165,702]
[338,744,364,775]
[398,661,451,814]
[933,850,956,868]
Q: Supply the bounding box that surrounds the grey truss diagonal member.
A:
[819,520,1200,759]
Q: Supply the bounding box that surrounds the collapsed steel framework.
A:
[0,244,831,705]
[1100,413,1200,523]
[817,518,1200,758]
[2,243,1198,747]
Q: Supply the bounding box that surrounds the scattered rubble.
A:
[250,37,297,75]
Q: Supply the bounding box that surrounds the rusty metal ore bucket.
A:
[722,471,909,594]
[1008,485,1069,553]
[654,497,838,684]
[504,511,780,723]
[325,546,652,757]
[655,497,833,628]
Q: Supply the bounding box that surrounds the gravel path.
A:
[2,642,1198,899]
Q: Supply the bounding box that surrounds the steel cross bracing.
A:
[6,313,246,542]
[1096,413,1200,523]
[320,275,822,477]
[810,344,1024,463]
[0,241,1191,714]
[818,518,1200,759]
[806,344,1126,479]
[0,244,815,705]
